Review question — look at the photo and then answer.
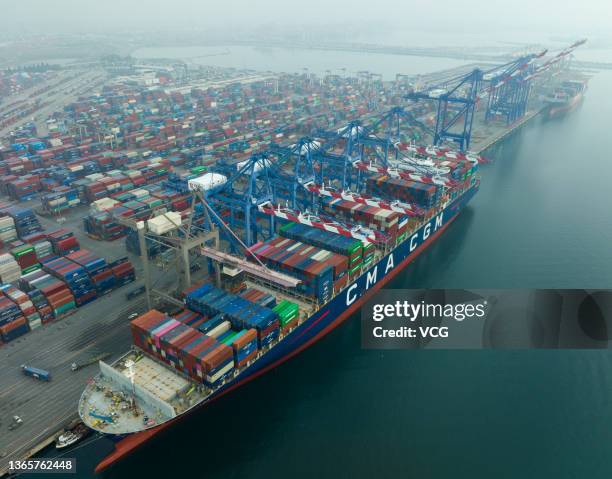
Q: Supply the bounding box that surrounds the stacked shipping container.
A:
[366,175,441,209]
[46,228,80,255]
[131,310,235,387]
[186,284,280,349]
[248,237,348,301]
[279,221,369,276]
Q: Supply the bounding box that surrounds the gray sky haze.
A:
[2,0,611,39]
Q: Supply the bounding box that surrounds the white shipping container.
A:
[0,216,15,227]
[0,231,17,242]
[207,321,231,339]
[91,197,119,212]
[147,212,182,235]
[131,189,149,199]
[188,173,227,192]
[206,361,234,384]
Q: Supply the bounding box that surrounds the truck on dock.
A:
[71,353,111,371]
[21,365,51,381]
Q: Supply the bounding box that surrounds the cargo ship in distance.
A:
[79,142,481,472]
[542,79,587,118]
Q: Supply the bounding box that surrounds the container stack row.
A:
[131,310,236,387]
[1,174,41,201]
[320,196,410,245]
[0,292,29,344]
[80,164,169,204]
[0,215,18,246]
[239,288,277,309]
[248,237,350,301]
[1,284,42,330]
[186,283,281,349]
[84,182,192,241]
[46,228,80,255]
[173,309,207,330]
[273,300,300,328]
[40,187,81,214]
[66,249,115,295]
[365,176,441,209]
[279,221,369,276]
[0,253,21,283]
[0,205,42,237]
[41,256,98,307]
[10,244,39,274]
[434,159,477,181]
[109,257,136,287]
[20,269,77,318]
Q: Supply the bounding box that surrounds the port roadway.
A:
[0,204,184,477]
[0,68,108,139]
[0,287,147,476]
[0,61,561,475]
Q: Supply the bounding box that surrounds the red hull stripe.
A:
[94,212,460,473]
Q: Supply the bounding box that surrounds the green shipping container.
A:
[54,302,76,316]
[221,331,239,345]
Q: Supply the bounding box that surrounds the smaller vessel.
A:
[542,79,587,118]
[55,423,91,449]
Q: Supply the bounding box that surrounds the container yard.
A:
[0,36,590,476]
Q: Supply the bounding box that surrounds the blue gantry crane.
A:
[209,152,276,247]
[482,50,547,124]
[268,137,318,210]
[404,39,586,150]
[200,40,589,249]
[405,68,483,151]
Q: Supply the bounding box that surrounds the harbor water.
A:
[46,59,612,478]
[133,45,476,79]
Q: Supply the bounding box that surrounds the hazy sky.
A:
[2,0,611,39]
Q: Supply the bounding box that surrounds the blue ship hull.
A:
[97,181,479,470]
[222,182,479,382]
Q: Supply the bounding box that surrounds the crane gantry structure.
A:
[404,39,587,150]
[120,40,586,308]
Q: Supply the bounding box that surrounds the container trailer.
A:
[21,365,51,381]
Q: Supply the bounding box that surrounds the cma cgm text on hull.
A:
[80,177,479,475]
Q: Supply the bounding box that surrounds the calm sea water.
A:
[44,53,612,478]
[133,45,475,79]
[133,41,612,71]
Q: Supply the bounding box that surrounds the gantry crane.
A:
[404,39,587,150]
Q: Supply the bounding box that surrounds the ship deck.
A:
[77,184,474,436]
[79,351,209,434]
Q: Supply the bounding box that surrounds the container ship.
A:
[542,79,587,118]
[78,132,481,471]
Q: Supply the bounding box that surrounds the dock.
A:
[0,203,185,477]
[0,56,577,476]
[471,108,544,154]
[0,291,145,476]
